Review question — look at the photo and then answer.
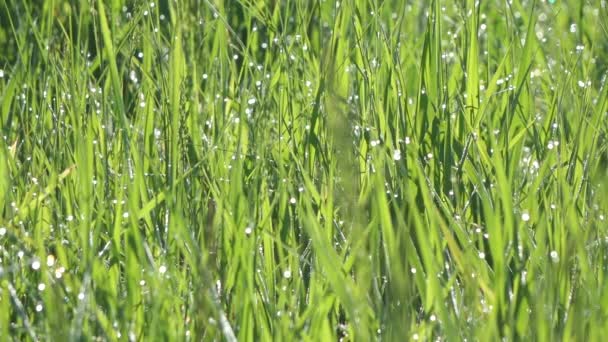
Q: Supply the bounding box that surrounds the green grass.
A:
[1,0,607,340]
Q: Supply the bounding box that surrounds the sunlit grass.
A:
[1,0,607,340]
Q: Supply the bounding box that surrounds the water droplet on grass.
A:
[159,265,167,274]
[283,269,292,279]
[55,269,64,278]
[32,260,41,270]
[550,250,559,263]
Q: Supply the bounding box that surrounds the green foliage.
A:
[0,0,607,340]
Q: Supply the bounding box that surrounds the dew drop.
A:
[32,260,41,270]
[46,254,55,267]
[55,266,66,279]
[550,250,559,263]
[283,269,292,279]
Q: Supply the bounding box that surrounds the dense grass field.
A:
[1,0,607,340]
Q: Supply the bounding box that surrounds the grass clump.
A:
[1,0,607,340]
